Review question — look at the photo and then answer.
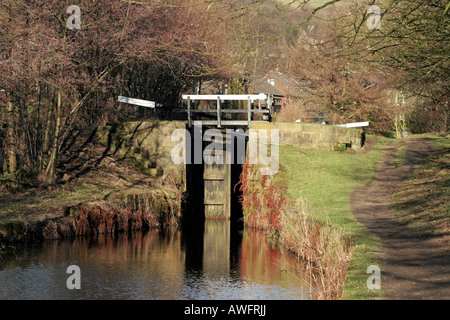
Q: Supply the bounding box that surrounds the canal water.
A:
[0,220,311,300]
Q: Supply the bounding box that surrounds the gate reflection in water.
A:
[0,221,311,300]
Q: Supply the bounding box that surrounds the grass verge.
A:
[274,134,394,299]
[238,161,353,299]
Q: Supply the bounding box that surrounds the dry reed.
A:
[238,161,354,300]
[281,199,353,300]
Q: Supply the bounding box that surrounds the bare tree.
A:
[0,0,224,186]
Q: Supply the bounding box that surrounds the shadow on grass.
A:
[379,131,397,139]
[392,139,449,241]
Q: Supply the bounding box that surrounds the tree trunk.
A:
[36,81,43,169]
[41,100,53,172]
[44,89,62,186]
[6,92,17,177]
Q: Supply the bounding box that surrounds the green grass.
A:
[418,133,450,150]
[0,182,107,223]
[274,135,393,299]
[392,143,408,168]
[0,173,164,223]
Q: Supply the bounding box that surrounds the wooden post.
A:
[217,96,221,128]
[187,96,191,127]
[247,97,251,126]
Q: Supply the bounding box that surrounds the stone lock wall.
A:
[93,121,364,222]
[94,121,363,187]
[250,122,364,151]
[95,121,188,188]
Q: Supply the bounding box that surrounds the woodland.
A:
[0,0,448,187]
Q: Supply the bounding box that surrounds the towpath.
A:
[351,138,450,299]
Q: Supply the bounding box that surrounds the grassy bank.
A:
[0,179,182,243]
[393,134,449,245]
[238,134,395,299]
[274,135,394,299]
[0,133,183,243]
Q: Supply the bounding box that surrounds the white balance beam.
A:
[335,122,369,128]
[118,96,156,108]
[182,94,267,102]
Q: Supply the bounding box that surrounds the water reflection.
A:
[0,221,311,300]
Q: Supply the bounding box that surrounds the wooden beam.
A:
[182,94,267,101]
[334,122,370,128]
[189,109,270,114]
[187,97,191,127]
[191,120,250,126]
[247,97,251,126]
[118,96,156,108]
[217,97,221,128]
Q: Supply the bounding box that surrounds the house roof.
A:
[266,70,307,91]
[250,77,285,97]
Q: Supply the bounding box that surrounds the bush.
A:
[408,103,449,134]
[0,165,39,191]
